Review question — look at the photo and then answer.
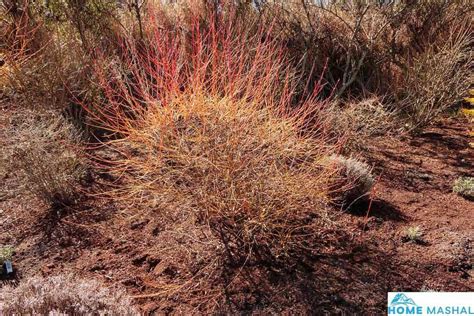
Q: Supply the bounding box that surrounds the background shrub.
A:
[0,0,121,134]
[395,28,472,131]
[326,97,398,152]
[259,0,472,100]
[0,274,138,315]
[453,177,474,201]
[5,112,87,209]
[2,0,471,133]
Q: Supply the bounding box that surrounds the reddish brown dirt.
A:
[1,108,472,314]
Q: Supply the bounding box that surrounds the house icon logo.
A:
[388,293,423,315]
[388,291,474,315]
[390,293,418,307]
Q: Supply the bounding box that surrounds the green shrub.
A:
[403,226,424,243]
[453,177,474,200]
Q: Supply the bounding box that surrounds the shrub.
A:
[0,20,94,115]
[0,274,138,315]
[397,27,472,131]
[89,6,341,309]
[102,93,335,256]
[3,38,90,111]
[453,177,474,201]
[403,226,424,244]
[262,1,394,98]
[0,0,114,132]
[326,97,398,151]
[6,113,87,209]
[328,155,374,207]
[37,0,120,50]
[256,1,471,102]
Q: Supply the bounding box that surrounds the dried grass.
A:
[0,274,138,315]
[326,97,398,151]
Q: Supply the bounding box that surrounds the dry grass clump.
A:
[328,155,374,208]
[326,97,398,151]
[5,112,87,209]
[0,274,138,315]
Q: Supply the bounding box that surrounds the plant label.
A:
[4,260,13,274]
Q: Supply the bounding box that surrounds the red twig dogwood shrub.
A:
[86,4,344,309]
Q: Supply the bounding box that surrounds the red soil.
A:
[0,110,472,314]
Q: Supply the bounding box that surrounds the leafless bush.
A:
[396,28,473,131]
[260,1,402,97]
[5,112,86,208]
[0,274,138,315]
[258,0,472,99]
